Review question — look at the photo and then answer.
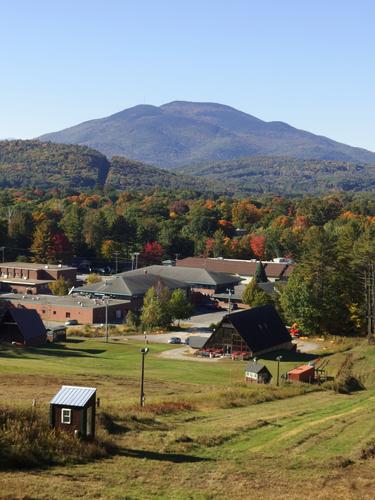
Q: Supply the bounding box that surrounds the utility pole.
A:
[114,251,120,274]
[140,347,149,406]
[276,355,282,386]
[105,297,109,343]
[0,247,4,263]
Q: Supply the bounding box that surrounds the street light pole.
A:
[226,288,232,313]
[114,251,120,274]
[276,355,282,386]
[133,252,140,270]
[140,347,149,406]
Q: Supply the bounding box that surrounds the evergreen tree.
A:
[8,211,34,249]
[280,226,353,336]
[254,260,268,283]
[60,204,85,255]
[83,211,108,252]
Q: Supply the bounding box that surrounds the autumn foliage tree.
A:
[250,235,266,259]
[140,241,164,266]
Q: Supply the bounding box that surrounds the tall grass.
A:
[0,407,115,469]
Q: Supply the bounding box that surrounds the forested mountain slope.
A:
[1,140,374,194]
[178,156,375,194]
[0,140,226,193]
[38,101,375,167]
[0,140,110,189]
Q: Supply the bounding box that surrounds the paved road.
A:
[131,307,228,344]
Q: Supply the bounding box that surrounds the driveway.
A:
[158,346,220,362]
[294,339,320,353]
[131,307,227,345]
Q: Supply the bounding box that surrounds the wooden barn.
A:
[202,305,293,357]
[0,308,46,346]
[50,385,96,439]
[245,362,272,384]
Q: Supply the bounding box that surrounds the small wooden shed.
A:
[288,365,315,383]
[245,362,272,384]
[50,385,96,439]
[46,325,67,342]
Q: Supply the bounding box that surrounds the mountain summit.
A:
[39,101,375,168]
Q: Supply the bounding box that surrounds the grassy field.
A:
[1,336,375,499]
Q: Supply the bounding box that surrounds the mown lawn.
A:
[1,337,375,499]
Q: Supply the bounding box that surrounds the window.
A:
[53,311,56,315]
[61,408,71,424]
[65,312,71,318]
[42,309,46,314]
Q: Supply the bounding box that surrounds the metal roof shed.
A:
[245,362,272,384]
[50,386,97,439]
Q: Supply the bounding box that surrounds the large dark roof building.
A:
[203,305,293,356]
[75,270,188,299]
[0,308,47,346]
[75,265,241,303]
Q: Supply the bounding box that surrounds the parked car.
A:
[168,337,182,344]
[65,319,78,326]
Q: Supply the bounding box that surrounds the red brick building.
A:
[0,294,131,324]
[0,262,77,295]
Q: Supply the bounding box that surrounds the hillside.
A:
[178,156,375,194]
[0,140,227,193]
[0,140,110,189]
[1,337,375,498]
[105,156,226,193]
[1,140,374,195]
[39,101,375,167]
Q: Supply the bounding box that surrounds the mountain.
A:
[38,101,375,168]
[178,156,375,194]
[0,140,226,193]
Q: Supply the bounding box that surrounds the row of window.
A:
[40,309,70,318]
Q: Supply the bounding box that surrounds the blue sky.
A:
[2,0,375,151]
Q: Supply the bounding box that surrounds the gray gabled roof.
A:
[75,273,187,298]
[50,386,96,407]
[124,265,242,287]
[245,362,269,374]
[213,282,279,301]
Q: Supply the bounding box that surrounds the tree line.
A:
[0,188,373,337]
